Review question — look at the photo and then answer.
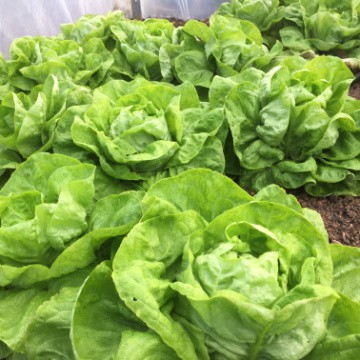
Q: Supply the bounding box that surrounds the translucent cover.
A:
[140,0,226,19]
[0,0,125,57]
[0,0,228,57]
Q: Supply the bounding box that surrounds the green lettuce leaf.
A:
[304,244,360,359]
[0,268,92,356]
[71,261,147,360]
[216,0,286,33]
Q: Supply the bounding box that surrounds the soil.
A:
[349,74,360,100]
[292,191,360,247]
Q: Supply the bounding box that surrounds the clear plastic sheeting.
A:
[0,0,126,58]
[0,0,228,58]
[139,0,227,20]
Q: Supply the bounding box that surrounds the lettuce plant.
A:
[216,0,286,33]
[0,152,144,358]
[280,0,360,56]
[68,78,226,181]
[61,11,126,44]
[217,55,360,195]
[6,34,115,92]
[160,14,282,87]
[0,75,92,175]
[63,12,175,82]
[67,169,360,359]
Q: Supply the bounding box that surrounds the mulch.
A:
[292,191,360,247]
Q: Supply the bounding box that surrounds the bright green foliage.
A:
[0,152,144,358]
[0,53,12,102]
[103,169,357,359]
[219,55,360,195]
[160,14,282,87]
[0,5,359,359]
[0,75,92,173]
[70,78,225,181]
[62,11,175,82]
[217,0,286,32]
[0,166,359,359]
[6,36,116,91]
[280,0,360,55]
[216,0,360,59]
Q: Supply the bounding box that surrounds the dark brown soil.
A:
[293,192,360,247]
[349,74,360,100]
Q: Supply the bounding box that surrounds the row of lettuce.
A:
[218,0,360,59]
[0,3,359,358]
[0,9,359,194]
[0,158,360,359]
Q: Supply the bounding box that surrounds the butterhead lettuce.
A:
[70,78,226,181]
[79,169,354,359]
[219,55,360,195]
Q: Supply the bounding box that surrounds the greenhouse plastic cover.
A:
[0,0,227,58]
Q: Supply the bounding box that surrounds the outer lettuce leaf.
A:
[71,261,147,360]
[304,295,360,359]
[304,244,360,359]
[254,184,329,238]
[142,168,252,221]
[23,287,79,359]
[0,288,51,351]
[330,244,360,303]
[112,169,337,360]
[0,268,92,356]
[70,79,225,181]
[115,330,179,360]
